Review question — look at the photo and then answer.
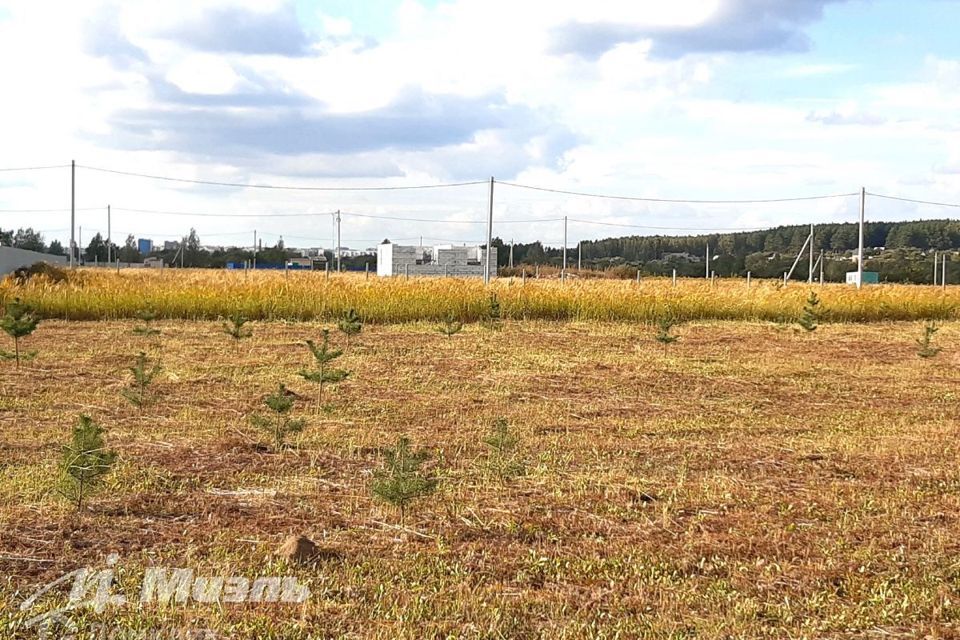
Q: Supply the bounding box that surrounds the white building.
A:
[377,241,497,278]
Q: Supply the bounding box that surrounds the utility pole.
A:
[336,209,342,272]
[819,250,825,285]
[107,205,112,264]
[252,231,257,269]
[934,252,939,286]
[808,224,814,284]
[484,177,494,285]
[577,241,581,271]
[857,187,865,289]
[943,254,948,291]
[509,240,514,269]
[79,226,82,266]
[70,160,75,269]
[562,216,568,282]
[705,244,710,279]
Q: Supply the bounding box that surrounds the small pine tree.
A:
[654,317,679,355]
[798,291,821,332]
[223,312,252,348]
[371,436,438,527]
[0,297,40,368]
[337,308,363,346]
[483,417,524,481]
[250,384,307,451]
[917,322,942,359]
[121,351,161,411]
[299,329,350,413]
[59,415,117,511]
[438,314,463,338]
[482,293,502,331]
[132,309,160,337]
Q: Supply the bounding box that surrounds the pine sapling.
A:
[250,383,307,451]
[0,297,39,368]
[132,308,160,337]
[654,317,679,355]
[337,308,363,346]
[438,314,463,338]
[483,417,524,481]
[299,329,349,413]
[121,351,161,411]
[59,414,117,511]
[917,322,942,359]
[371,436,438,527]
[482,293,502,331]
[798,291,821,332]
[223,312,253,349]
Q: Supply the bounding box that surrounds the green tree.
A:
[59,415,117,511]
[13,228,46,252]
[337,308,363,346]
[121,351,161,411]
[654,317,679,355]
[118,234,140,263]
[917,323,942,359]
[299,330,349,413]
[48,240,65,256]
[85,233,108,263]
[437,314,463,338]
[0,298,40,368]
[798,291,821,332]
[371,436,438,527]
[223,313,252,348]
[250,384,307,451]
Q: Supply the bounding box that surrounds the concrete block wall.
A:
[0,247,68,276]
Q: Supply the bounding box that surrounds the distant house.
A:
[138,238,154,254]
[377,241,497,278]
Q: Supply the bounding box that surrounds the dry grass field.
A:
[2,315,960,638]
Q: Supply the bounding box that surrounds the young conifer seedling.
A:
[299,329,349,414]
[337,308,363,346]
[223,312,253,349]
[59,414,117,511]
[917,322,942,359]
[0,297,40,369]
[798,291,821,332]
[132,308,161,337]
[483,417,524,481]
[654,318,679,356]
[482,293,502,331]
[122,351,161,411]
[250,383,307,451]
[438,314,463,338]
[371,436,438,527]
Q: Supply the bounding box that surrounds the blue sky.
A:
[0,0,959,250]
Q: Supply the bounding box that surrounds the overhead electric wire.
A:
[568,218,767,232]
[78,164,487,192]
[866,192,960,210]
[497,180,859,204]
[0,164,70,172]
[0,207,102,213]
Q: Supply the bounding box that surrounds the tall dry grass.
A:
[1,268,956,323]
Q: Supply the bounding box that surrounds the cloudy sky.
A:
[1,0,959,251]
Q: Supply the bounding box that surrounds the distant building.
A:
[846,271,879,285]
[163,240,180,251]
[377,241,496,279]
[144,257,164,269]
[138,238,154,255]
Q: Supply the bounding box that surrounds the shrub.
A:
[121,351,161,411]
[798,291,821,332]
[438,314,463,338]
[917,322,942,359]
[0,297,39,368]
[337,308,363,346]
[299,329,350,413]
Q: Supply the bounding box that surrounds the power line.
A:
[867,192,960,210]
[497,180,859,204]
[568,218,767,232]
[0,207,101,213]
[0,164,70,173]
[78,164,487,192]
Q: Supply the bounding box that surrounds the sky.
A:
[1,0,960,251]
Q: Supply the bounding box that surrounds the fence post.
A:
[672,269,677,287]
[366,263,370,280]
[535,265,539,279]
[405,263,409,280]
[325,262,329,280]
[522,269,526,285]
[636,269,640,284]
[116,259,120,274]
[746,271,751,288]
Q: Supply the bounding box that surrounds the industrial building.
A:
[377,241,497,279]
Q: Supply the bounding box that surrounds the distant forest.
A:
[491,219,960,283]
